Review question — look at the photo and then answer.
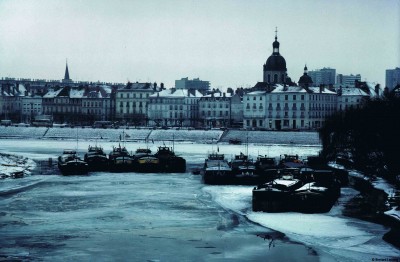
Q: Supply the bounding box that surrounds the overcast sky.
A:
[0,0,399,89]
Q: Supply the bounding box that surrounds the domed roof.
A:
[264,55,287,71]
[298,65,313,86]
[264,34,287,72]
[298,74,313,85]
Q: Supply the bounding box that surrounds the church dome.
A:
[264,32,287,72]
[298,65,313,86]
[264,54,287,71]
[298,74,313,85]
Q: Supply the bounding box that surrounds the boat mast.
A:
[172,133,175,152]
[76,127,79,161]
[246,132,249,157]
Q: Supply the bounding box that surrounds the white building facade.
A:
[147,89,202,127]
[115,82,157,125]
[198,92,235,128]
[243,85,337,130]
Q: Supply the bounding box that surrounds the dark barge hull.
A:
[58,161,89,176]
[252,189,292,212]
[85,156,109,172]
[291,190,337,213]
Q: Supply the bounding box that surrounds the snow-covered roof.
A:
[0,84,26,97]
[100,85,112,94]
[122,82,153,90]
[340,87,369,96]
[366,82,384,98]
[69,88,85,98]
[271,85,307,93]
[203,92,232,98]
[307,86,336,94]
[43,88,63,98]
[245,91,266,95]
[150,89,203,98]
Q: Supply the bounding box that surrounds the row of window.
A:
[22,109,40,113]
[201,111,229,117]
[245,119,322,128]
[200,103,229,109]
[82,101,103,107]
[118,93,149,99]
[245,94,336,102]
[43,107,80,113]
[252,111,330,119]
[119,102,145,107]
[116,110,144,115]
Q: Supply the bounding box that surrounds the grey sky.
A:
[0,0,399,89]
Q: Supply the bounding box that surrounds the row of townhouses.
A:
[0,76,383,130]
[1,32,392,130]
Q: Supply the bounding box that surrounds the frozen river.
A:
[1,131,399,261]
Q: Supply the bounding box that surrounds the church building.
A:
[263,29,289,84]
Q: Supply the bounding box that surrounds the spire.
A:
[62,59,72,83]
[272,27,280,54]
[64,60,70,80]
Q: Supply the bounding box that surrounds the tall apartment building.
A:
[336,74,361,87]
[147,88,202,127]
[175,77,210,93]
[198,92,236,128]
[115,82,158,125]
[386,67,400,90]
[308,67,336,86]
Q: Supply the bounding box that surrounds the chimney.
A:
[375,84,380,95]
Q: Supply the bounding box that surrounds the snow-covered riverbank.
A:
[0,126,320,145]
[0,153,36,178]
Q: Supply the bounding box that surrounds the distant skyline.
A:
[0,0,399,89]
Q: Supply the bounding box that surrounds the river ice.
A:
[0,129,399,261]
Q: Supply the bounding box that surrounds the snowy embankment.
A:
[203,185,400,261]
[0,126,321,145]
[0,126,225,143]
[0,153,36,178]
[0,153,40,196]
[374,177,400,223]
